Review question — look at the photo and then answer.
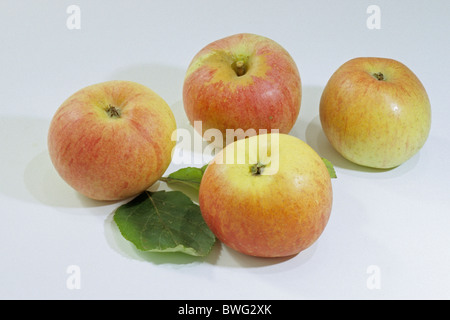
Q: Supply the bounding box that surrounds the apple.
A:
[320,57,431,169]
[199,133,333,258]
[183,33,301,145]
[48,80,177,201]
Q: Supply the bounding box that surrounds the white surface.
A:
[1,0,449,300]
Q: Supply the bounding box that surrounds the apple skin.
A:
[48,80,177,201]
[199,133,332,258]
[320,57,431,169]
[183,33,301,144]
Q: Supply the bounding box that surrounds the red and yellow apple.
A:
[48,80,177,201]
[183,33,301,145]
[199,133,333,258]
[320,57,431,169]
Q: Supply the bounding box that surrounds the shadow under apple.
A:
[0,115,111,209]
[104,207,314,269]
[25,150,120,209]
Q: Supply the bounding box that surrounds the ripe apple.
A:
[320,57,431,169]
[48,80,177,201]
[183,33,301,145]
[199,133,333,258]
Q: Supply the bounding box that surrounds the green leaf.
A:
[321,157,337,179]
[114,190,216,257]
[159,165,208,190]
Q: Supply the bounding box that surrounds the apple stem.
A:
[234,60,247,77]
[373,72,385,81]
[250,162,266,175]
[106,104,121,118]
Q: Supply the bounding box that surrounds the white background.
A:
[1,0,449,300]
